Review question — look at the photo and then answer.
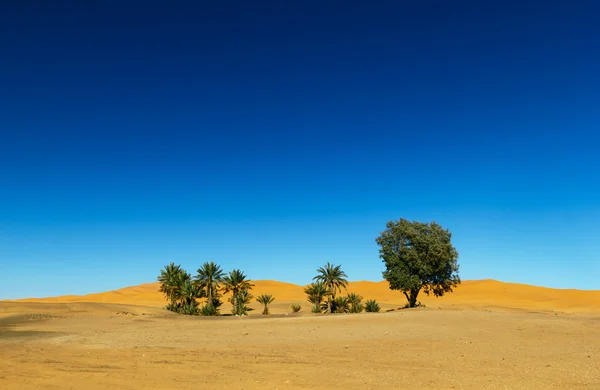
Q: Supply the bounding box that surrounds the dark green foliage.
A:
[223,269,253,298]
[194,261,225,313]
[200,303,220,316]
[223,269,254,316]
[290,304,301,313]
[232,289,254,316]
[376,219,460,308]
[304,281,330,313]
[179,278,205,307]
[158,264,205,314]
[313,263,348,313]
[158,262,184,306]
[203,292,224,316]
[332,296,349,313]
[347,293,364,313]
[365,299,381,313]
[165,302,182,313]
[180,302,200,315]
[159,262,228,316]
[257,294,275,315]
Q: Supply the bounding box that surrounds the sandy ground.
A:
[2,281,600,389]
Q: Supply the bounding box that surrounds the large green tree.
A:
[376,219,460,308]
[313,262,348,313]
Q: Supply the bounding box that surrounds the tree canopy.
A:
[194,261,225,307]
[376,219,460,307]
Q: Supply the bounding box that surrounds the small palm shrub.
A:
[222,269,254,316]
[201,303,219,316]
[204,293,224,316]
[304,281,329,314]
[291,304,301,313]
[347,293,363,313]
[232,289,254,316]
[181,302,200,315]
[333,296,349,313]
[256,294,275,315]
[365,299,380,313]
[165,302,181,313]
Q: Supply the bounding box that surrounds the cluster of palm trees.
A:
[158,262,253,316]
[158,261,380,316]
[304,262,380,313]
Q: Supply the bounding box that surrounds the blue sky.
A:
[1,1,599,299]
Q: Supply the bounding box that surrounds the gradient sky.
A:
[1,1,599,299]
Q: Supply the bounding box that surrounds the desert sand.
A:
[2,280,600,389]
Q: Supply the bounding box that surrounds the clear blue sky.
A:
[1,1,599,299]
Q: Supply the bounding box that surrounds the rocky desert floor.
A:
[2,280,600,389]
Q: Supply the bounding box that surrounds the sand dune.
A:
[7,279,600,314]
[2,280,600,388]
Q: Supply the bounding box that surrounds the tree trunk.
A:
[232,289,238,315]
[409,289,419,307]
[403,289,421,307]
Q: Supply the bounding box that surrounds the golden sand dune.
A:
[2,280,600,388]
[8,279,600,314]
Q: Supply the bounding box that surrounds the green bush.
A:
[291,304,301,313]
[201,303,219,316]
[165,302,181,313]
[180,303,200,315]
[304,281,329,313]
[257,294,275,315]
[232,289,254,316]
[365,299,380,313]
[347,293,364,313]
[332,296,349,313]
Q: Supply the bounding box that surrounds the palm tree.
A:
[158,262,183,306]
[313,262,348,313]
[304,281,330,313]
[194,261,225,307]
[171,269,192,301]
[222,269,254,314]
[256,294,275,315]
[233,289,254,316]
[179,278,204,315]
